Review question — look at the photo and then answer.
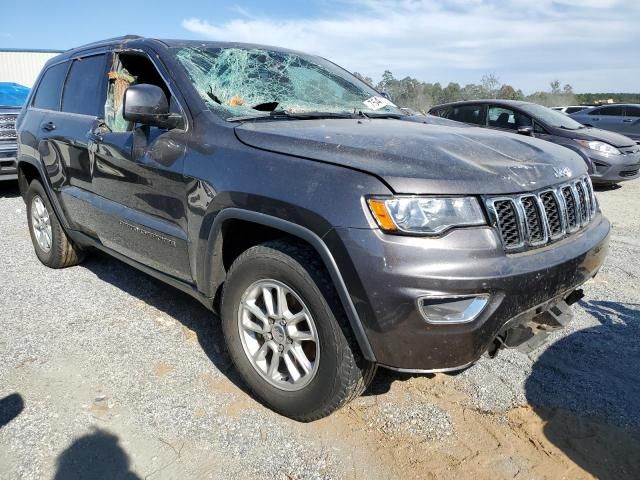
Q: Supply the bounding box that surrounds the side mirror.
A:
[123,84,181,129]
[517,126,534,137]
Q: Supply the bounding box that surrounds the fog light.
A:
[417,295,489,324]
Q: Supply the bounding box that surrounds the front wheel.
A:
[221,240,376,421]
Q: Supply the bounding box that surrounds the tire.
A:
[26,180,85,268]
[221,240,376,421]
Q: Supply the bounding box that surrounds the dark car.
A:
[429,100,640,184]
[570,104,640,143]
[15,36,609,420]
[0,82,30,181]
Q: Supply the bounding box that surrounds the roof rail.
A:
[64,35,143,52]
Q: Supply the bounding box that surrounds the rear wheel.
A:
[221,240,376,421]
[26,180,85,268]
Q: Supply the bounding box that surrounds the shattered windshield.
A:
[174,46,402,120]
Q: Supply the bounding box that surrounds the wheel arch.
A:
[201,208,376,361]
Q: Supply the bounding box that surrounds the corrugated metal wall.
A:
[0,51,61,88]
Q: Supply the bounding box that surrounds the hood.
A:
[235,119,587,194]
[569,126,636,148]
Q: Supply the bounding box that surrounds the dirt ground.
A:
[1,178,639,480]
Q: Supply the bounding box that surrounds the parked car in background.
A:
[16,36,609,420]
[570,104,640,143]
[551,106,589,115]
[0,82,30,181]
[429,100,640,184]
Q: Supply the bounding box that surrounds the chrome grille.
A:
[493,200,521,248]
[539,191,563,238]
[0,113,18,142]
[488,175,597,252]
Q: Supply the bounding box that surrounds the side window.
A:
[430,107,447,118]
[62,55,108,117]
[566,106,585,114]
[488,106,532,130]
[625,106,640,118]
[447,105,485,125]
[105,52,174,132]
[598,106,624,116]
[32,62,68,111]
[534,122,546,134]
[589,107,602,115]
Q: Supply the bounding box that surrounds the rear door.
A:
[38,53,109,232]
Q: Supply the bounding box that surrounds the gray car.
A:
[570,104,640,143]
[429,100,640,184]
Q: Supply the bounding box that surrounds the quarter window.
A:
[62,55,108,116]
[32,62,68,111]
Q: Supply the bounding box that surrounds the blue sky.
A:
[2,0,638,93]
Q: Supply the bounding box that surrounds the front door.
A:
[86,50,192,282]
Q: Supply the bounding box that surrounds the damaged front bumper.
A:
[329,212,610,372]
[488,288,584,357]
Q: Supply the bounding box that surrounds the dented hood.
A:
[235,118,587,194]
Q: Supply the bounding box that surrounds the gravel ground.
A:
[1,179,639,479]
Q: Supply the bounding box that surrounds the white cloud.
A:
[181,0,639,92]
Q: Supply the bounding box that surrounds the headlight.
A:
[575,140,621,156]
[367,196,486,234]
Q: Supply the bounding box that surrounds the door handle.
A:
[623,119,633,123]
[42,121,56,131]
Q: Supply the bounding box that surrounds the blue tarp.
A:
[0,82,30,107]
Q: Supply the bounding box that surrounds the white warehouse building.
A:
[0,49,62,88]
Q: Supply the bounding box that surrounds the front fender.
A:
[197,207,377,361]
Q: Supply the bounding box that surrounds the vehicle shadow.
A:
[82,251,440,402]
[0,393,24,429]
[0,182,20,198]
[54,428,140,480]
[594,183,622,192]
[80,253,247,393]
[524,299,640,479]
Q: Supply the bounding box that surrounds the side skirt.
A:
[67,229,214,311]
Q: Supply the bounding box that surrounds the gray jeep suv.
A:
[15,36,609,420]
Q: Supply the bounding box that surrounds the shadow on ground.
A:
[525,299,640,479]
[0,393,24,429]
[81,253,246,390]
[54,428,140,480]
[594,183,622,192]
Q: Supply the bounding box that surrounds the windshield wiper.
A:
[227,110,357,122]
[356,111,404,119]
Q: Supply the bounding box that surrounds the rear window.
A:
[62,55,108,117]
[447,104,485,125]
[625,106,640,117]
[32,62,68,111]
